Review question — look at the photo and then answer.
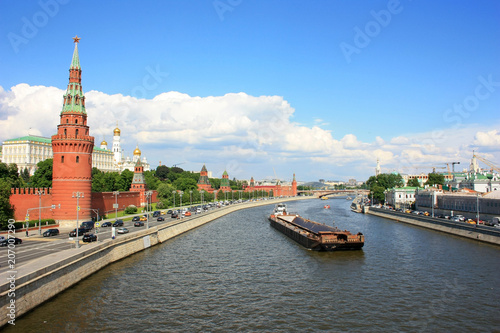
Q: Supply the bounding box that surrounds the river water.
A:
[8,198,500,332]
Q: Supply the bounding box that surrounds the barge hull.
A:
[269,216,364,251]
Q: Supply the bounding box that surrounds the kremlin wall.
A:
[6,38,296,225]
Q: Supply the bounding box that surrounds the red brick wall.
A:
[10,188,53,221]
[9,189,157,222]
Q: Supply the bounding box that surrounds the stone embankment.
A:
[0,197,310,327]
[367,207,500,246]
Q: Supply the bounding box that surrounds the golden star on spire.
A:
[72,35,81,43]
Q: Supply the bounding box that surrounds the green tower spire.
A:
[61,36,86,115]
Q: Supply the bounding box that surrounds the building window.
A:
[76,156,79,163]
[64,129,67,136]
[75,129,79,136]
[61,156,64,163]
[75,119,78,124]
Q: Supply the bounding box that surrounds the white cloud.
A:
[1,83,499,181]
[474,129,500,147]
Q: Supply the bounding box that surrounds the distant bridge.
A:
[298,189,369,198]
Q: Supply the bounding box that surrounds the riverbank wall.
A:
[367,207,500,246]
[0,197,311,327]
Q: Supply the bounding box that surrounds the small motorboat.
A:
[324,205,330,209]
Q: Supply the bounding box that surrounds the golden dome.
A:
[114,127,121,136]
[133,146,141,156]
[101,140,108,146]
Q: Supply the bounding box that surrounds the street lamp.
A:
[172,190,176,208]
[180,191,183,210]
[476,192,480,225]
[145,190,153,229]
[37,190,42,235]
[189,190,193,207]
[201,190,204,206]
[113,191,119,220]
[72,192,84,249]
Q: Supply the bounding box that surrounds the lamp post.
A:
[201,190,204,206]
[72,192,84,249]
[145,190,153,229]
[180,191,183,209]
[172,190,176,208]
[476,192,480,225]
[37,190,42,235]
[189,190,193,207]
[113,191,119,220]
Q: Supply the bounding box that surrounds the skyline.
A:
[1,1,499,182]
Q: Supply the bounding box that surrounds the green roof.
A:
[71,43,80,69]
[3,135,110,153]
[4,136,52,144]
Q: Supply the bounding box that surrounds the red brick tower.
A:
[51,36,94,225]
[130,159,147,206]
[197,164,214,192]
[220,170,231,192]
[292,173,297,196]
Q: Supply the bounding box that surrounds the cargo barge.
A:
[269,204,364,251]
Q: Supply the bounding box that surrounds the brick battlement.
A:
[11,187,51,195]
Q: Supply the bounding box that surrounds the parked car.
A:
[113,220,124,227]
[134,221,144,227]
[101,221,112,227]
[80,221,95,231]
[117,227,129,234]
[157,216,165,221]
[82,234,97,242]
[69,228,87,237]
[0,238,22,246]
[43,228,59,237]
[132,216,140,222]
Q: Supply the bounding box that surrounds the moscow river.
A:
[8,198,500,332]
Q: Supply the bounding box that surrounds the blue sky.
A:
[1,0,499,182]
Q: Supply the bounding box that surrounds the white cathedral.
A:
[0,124,150,175]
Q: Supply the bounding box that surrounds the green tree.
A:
[117,169,133,191]
[144,171,160,190]
[426,173,445,186]
[21,167,30,184]
[30,159,53,188]
[0,179,14,226]
[173,177,198,192]
[155,165,170,181]
[366,173,404,204]
[407,177,420,187]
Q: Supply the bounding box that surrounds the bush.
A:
[2,219,56,231]
[124,205,138,214]
[156,201,165,209]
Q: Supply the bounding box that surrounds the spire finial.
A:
[73,35,81,43]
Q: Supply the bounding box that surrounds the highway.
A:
[0,211,194,273]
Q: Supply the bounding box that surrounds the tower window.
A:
[75,119,78,124]
[75,129,79,136]
[66,119,69,124]
[61,156,64,163]
[64,129,67,136]
[76,156,80,163]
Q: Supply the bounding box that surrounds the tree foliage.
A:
[407,177,420,187]
[0,179,14,226]
[366,173,404,204]
[426,173,445,186]
[30,159,53,188]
